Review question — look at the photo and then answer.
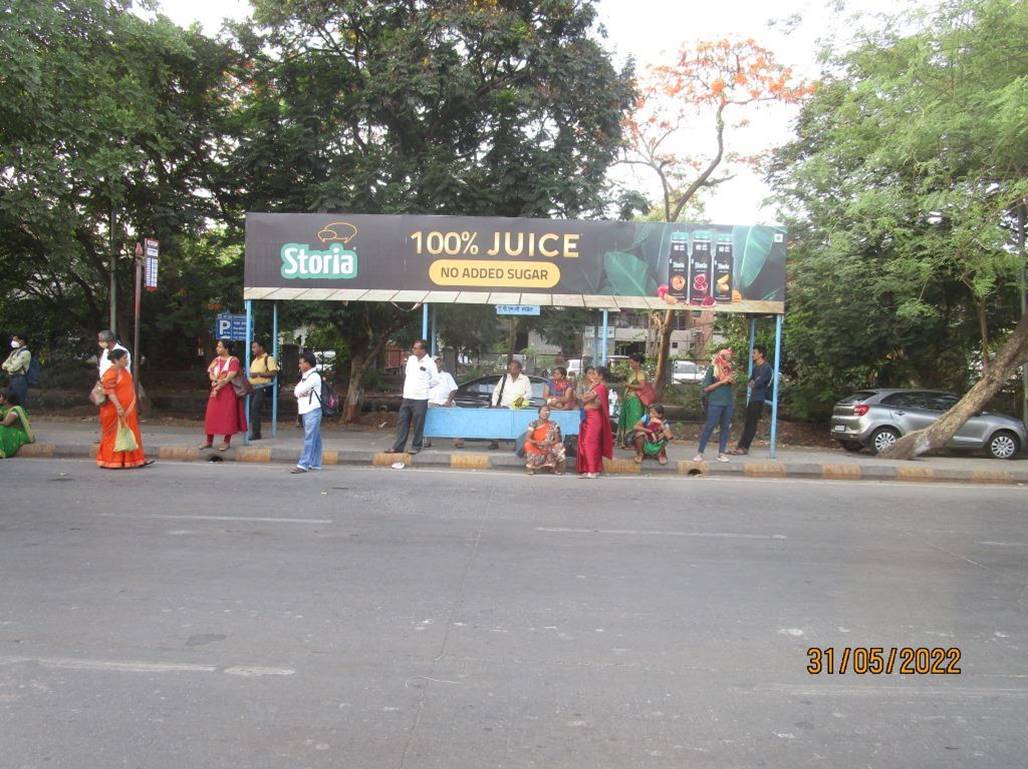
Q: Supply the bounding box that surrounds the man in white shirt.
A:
[488,360,533,450]
[291,351,323,473]
[389,339,438,455]
[427,357,458,407]
[491,360,532,408]
[425,356,461,449]
[97,330,130,377]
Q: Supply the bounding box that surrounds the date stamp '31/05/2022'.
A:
[807,647,962,675]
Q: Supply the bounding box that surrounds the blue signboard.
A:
[495,304,541,316]
[213,313,248,341]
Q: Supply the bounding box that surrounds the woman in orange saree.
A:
[96,348,151,469]
[523,405,566,475]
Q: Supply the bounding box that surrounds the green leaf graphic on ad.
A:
[735,227,773,289]
[602,251,657,296]
[631,223,662,250]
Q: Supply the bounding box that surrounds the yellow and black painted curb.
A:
[13,443,1028,486]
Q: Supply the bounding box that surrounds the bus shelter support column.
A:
[244,300,253,445]
[421,303,429,341]
[601,309,609,364]
[769,313,783,459]
[430,305,437,357]
[271,300,279,439]
[746,317,757,406]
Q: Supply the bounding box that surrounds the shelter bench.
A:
[423,407,580,441]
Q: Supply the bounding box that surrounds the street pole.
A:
[109,204,117,333]
[1019,203,1027,427]
[746,316,756,406]
[272,301,279,439]
[244,300,253,445]
[131,243,142,398]
[769,314,783,460]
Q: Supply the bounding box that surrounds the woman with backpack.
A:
[200,339,248,452]
[2,333,31,406]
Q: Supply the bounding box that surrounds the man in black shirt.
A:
[729,345,773,455]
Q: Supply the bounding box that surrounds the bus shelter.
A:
[242,213,787,455]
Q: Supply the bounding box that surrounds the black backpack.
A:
[314,375,340,418]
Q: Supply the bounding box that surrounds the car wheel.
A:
[869,427,899,455]
[988,430,1020,460]
[840,441,862,452]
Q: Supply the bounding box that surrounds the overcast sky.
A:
[142,0,911,224]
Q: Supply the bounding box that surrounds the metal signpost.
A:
[131,239,157,390]
[144,238,159,292]
[213,313,249,341]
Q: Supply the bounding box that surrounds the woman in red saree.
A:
[97,348,151,469]
[576,366,614,478]
[201,339,247,451]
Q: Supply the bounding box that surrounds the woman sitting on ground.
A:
[632,403,673,465]
[545,366,577,410]
[0,390,34,458]
[523,405,566,475]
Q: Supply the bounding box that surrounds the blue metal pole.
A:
[601,309,609,365]
[769,313,783,459]
[430,305,437,357]
[422,302,429,341]
[746,317,756,406]
[271,300,279,439]
[244,299,253,445]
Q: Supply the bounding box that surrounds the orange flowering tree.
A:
[624,39,813,390]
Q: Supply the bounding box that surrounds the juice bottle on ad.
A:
[667,232,688,301]
[713,232,733,303]
[688,230,713,306]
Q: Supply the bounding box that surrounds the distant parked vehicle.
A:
[671,360,705,384]
[830,388,1026,459]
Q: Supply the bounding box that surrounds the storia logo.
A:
[280,222,359,280]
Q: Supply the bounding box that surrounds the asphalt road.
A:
[3,460,1027,768]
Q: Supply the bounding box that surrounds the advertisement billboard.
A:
[244,213,786,314]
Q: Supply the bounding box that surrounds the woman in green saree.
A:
[0,390,34,458]
[631,403,673,465]
[616,353,650,449]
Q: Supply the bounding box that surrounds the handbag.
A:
[636,382,657,407]
[114,419,138,452]
[231,376,255,397]
[89,380,107,406]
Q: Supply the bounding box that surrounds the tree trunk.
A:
[652,310,674,396]
[880,313,1028,459]
[343,354,367,424]
[976,299,990,377]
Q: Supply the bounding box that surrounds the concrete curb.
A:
[15,442,1028,486]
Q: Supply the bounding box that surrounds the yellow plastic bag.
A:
[114,421,138,453]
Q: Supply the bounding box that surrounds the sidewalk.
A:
[14,417,1028,486]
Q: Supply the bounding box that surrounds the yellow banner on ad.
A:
[429,260,561,289]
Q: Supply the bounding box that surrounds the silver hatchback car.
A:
[831,388,1026,459]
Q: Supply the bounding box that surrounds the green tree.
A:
[769,0,1028,455]
[0,0,237,351]
[231,0,634,419]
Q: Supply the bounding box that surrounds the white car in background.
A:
[672,360,705,384]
